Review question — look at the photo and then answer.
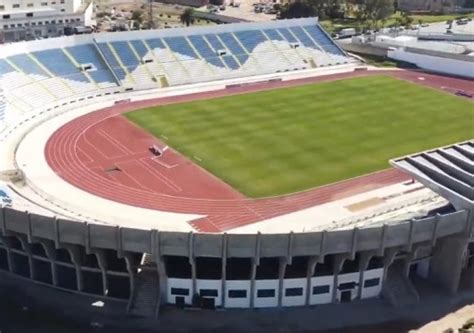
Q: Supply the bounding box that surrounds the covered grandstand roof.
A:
[391,141,473,209]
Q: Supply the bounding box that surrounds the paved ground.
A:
[197,0,276,23]
[44,69,473,233]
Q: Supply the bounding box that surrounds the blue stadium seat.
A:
[33,49,80,77]
[289,26,317,48]
[146,38,166,50]
[64,72,92,83]
[222,55,240,70]
[187,35,227,69]
[217,33,246,55]
[277,28,298,43]
[113,68,128,80]
[0,59,16,76]
[88,69,117,84]
[303,25,344,55]
[234,30,266,53]
[130,40,149,59]
[189,35,215,58]
[8,54,50,77]
[66,45,107,69]
[204,34,226,52]
[97,43,122,70]
[263,29,285,41]
[111,41,139,67]
[66,45,117,84]
[164,37,197,59]
[206,57,226,69]
[235,54,249,66]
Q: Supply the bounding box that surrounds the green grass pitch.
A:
[125,75,473,198]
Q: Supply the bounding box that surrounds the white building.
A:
[0,0,94,42]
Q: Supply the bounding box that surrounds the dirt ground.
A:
[94,0,215,31]
[410,305,474,333]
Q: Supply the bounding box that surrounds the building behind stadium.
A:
[0,0,93,42]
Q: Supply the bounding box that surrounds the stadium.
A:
[0,17,473,331]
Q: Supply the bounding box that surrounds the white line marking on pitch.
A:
[161,135,168,140]
[194,156,202,162]
[147,157,178,169]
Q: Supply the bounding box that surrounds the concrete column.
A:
[430,235,469,294]
[92,250,108,296]
[1,236,13,272]
[305,255,320,306]
[124,253,135,313]
[152,230,167,304]
[221,234,227,308]
[37,240,58,286]
[357,251,377,298]
[190,256,197,304]
[382,247,399,282]
[61,245,83,291]
[30,240,56,285]
[249,258,258,308]
[278,256,288,307]
[332,254,350,303]
[188,232,197,304]
[155,257,167,306]
[17,236,34,279]
[250,232,261,309]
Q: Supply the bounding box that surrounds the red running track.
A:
[45,69,473,232]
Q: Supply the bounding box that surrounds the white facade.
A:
[0,0,93,42]
[167,278,193,305]
[309,275,334,305]
[282,278,307,307]
[387,48,474,79]
[196,279,222,307]
[254,279,279,308]
[335,272,360,302]
[360,268,384,299]
[164,269,384,309]
[225,280,251,308]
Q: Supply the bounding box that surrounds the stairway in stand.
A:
[382,261,420,307]
[128,254,160,318]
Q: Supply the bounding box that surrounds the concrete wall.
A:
[0,207,471,260]
[0,206,472,311]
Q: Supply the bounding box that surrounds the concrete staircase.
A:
[382,261,420,307]
[129,255,160,318]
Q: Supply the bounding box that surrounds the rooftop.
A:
[391,141,473,210]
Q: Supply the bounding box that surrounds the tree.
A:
[131,10,143,26]
[180,8,195,27]
[358,0,394,28]
[279,1,316,19]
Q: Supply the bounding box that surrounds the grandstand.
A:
[0,17,472,332]
[0,18,354,130]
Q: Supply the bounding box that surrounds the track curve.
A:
[45,69,472,232]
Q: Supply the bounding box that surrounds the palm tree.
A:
[180,8,195,27]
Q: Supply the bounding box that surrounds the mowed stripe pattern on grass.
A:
[125,75,474,198]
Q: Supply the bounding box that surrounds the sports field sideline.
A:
[126,75,473,198]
